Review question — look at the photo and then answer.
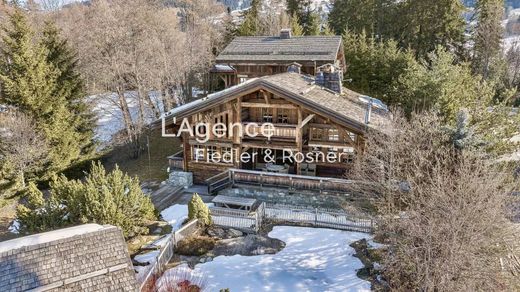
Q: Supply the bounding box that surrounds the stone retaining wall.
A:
[218,186,352,209]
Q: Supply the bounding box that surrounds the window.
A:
[193,145,205,161]
[328,129,339,141]
[277,108,289,124]
[311,128,324,141]
[222,147,233,163]
[262,108,273,123]
[207,146,217,160]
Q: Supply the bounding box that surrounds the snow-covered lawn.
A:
[165,226,373,292]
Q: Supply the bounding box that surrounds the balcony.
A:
[241,122,297,139]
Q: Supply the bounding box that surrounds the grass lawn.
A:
[101,129,182,184]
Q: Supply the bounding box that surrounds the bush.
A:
[188,193,211,225]
[175,236,216,256]
[17,162,156,237]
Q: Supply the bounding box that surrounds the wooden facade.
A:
[212,31,346,89]
[160,73,387,184]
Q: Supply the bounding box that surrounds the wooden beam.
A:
[299,114,315,128]
[241,102,297,109]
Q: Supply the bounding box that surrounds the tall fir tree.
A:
[0,9,83,178]
[304,11,320,35]
[289,13,304,36]
[396,0,466,59]
[41,21,95,157]
[237,0,262,36]
[472,0,504,80]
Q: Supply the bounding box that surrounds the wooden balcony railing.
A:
[206,168,354,194]
[242,122,297,138]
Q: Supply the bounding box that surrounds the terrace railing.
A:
[137,219,199,291]
[229,168,354,194]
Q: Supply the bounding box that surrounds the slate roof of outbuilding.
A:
[216,36,343,62]
[0,224,137,292]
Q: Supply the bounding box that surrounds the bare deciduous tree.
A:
[0,109,48,188]
[352,111,519,291]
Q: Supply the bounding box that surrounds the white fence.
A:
[264,203,374,233]
[137,219,199,291]
[209,205,263,233]
[209,202,374,234]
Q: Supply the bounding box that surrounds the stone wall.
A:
[218,186,353,209]
[168,171,193,188]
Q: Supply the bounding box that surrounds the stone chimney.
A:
[280,28,292,39]
[315,64,343,94]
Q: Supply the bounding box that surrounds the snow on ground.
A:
[166,226,372,292]
[135,203,214,267]
[89,88,204,148]
[8,219,20,234]
[88,91,163,148]
[160,203,214,232]
[0,224,105,253]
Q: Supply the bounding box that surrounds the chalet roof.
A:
[216,36,343,63]
[0,224,137,291]
[158,73,388,134]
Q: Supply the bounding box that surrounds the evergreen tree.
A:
[304,11,320,35]
[342,30,419,106]
[320,23,335,36]
[188,193,211,225]
[289,13,304,36]
[237,0,261,36]
[397,0,467,59]
[0,9,83,177]
[397,47,494,121]
[472,0,505,80]
[17,162,157,237]
[41,21,95,157]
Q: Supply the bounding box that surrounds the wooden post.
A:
[296,107,303,175]
[314,208,318,226]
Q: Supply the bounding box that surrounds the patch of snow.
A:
[160,203,214,232]
[171,226,372,292]
[8,219,20,234]
[88,91,164,148]
[134,250,160,265]
[0,224,105,254]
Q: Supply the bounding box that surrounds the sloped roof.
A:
[0,224,137,291]
[216,36,343,63]
[158,73,388,134]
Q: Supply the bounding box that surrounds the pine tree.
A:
[289,13,304,36]
[17,162,157,237]
[41,21,95,157]
[472,0,504,80]
[397,0,466,59]
[304,11,320,35]
[320,23,335,36]
[0,9,84,178]
[188,193,211,225]
[237,0,262,36]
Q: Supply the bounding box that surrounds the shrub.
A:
[17,162,156,237]
[175,236,216,256]
[188,193,211,225]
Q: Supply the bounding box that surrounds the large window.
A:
[311,128,324,141]
[277,108,289,124]
[207,146,217,160]
[193,145,205,161]
[262,108,273,123]
[328,129,340,141]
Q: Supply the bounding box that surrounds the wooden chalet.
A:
[211,29,346,89]
[159,72,388,184]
